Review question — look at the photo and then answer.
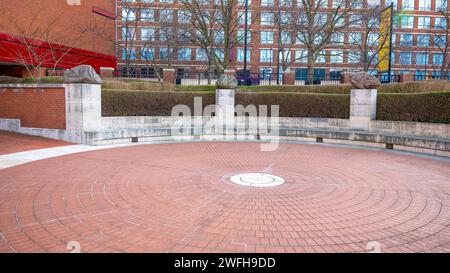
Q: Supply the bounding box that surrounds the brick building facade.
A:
[0,0,117,77]
[117,0,450,81]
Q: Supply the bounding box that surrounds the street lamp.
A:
[243,0,249,85]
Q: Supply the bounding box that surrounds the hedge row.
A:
[102,90,215,116]
[102,90,350,119]
[377,92,450,124]
[0,76,64,84]
[102,90,449,123]
[236,92,350,118]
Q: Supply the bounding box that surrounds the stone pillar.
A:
[399,73,414,83]
[350,89,377,131]
[100,67,114,78]
[282,70,295,85]
[163,69,175,84]
[215,75,237,135]
[65,84,102,140]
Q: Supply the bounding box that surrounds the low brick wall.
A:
[0,85,66,129]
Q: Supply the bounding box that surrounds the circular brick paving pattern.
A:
[0,142,449,253]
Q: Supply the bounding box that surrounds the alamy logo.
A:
[66,0,81,5]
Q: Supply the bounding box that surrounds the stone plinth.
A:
[350,89,377,131]
[163,69,175,84]
[283,70,295,85]
[100,67,114,78]
[399,74,414,83]
[215,89,235,133]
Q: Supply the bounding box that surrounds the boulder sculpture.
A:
[64,65,103,84]
[350,72,381,89]
[216,74,238,89]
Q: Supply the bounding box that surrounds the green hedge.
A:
[102,90,215,116]
[0,76,64,84]
[102,90,350,118]
[377,92,450,124]
[236,92,350,118]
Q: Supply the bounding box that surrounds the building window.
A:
[399,16,414,29]
[141,47,154,60]
[260,31,274,44]
[399,34,413,46]
[435,35,447,48]
[194,48,206,61]
[237,29,251,44]
[141,9,154,22]
[141,28,155,41]
[433,53,444,65]
[237,48,251,62]
[348,51,361,64]
[417,34,430,47]
[330,50,343,63]
[435,17,447,30]
[399,52,412,65]
[418,0,431,11]
[261,12,274,25]
[416,53,428,65]
[417,17,430,29]
[178,48,192,61]
[259,49,273,62]
[402,0,414,10]
[294,50,307,63]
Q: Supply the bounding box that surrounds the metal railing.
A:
[414,74,450,81]
[176,72,220,85]
[376,74,401,84]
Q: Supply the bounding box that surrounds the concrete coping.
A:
[100,67,115,71]
[0,83,101,88]
[162,69,175,72]
[0,83,67,88]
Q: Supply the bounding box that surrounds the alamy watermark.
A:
[170,97,280,152]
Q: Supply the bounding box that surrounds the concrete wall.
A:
[0,83,449,157]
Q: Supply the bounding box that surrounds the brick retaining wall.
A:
[0,87,66,129]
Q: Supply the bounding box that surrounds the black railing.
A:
[376,74,400,84]
[414,74,450,81]
[176,72,220,85]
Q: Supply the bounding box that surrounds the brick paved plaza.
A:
[0,141,449,253]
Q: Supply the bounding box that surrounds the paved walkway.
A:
[0,130,72,155]
[0,142,449,253]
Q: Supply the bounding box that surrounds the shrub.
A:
[102,80,173,91]
[102,90,215,116]
[236,92,350,118]
[377,80,450,93]
[0,75,22,84]
[38,76,64,83]
[377,92,450,124]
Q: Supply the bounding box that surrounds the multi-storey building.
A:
[117,0,450,81]
[0,0,116,77]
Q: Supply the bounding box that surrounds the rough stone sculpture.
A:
[64,65,103,84]
[216,74,238,89]
[350,72,381,89]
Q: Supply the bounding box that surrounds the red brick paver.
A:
[0,142,449,253]
[0,131,72,155]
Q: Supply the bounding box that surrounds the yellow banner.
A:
[378,5,392,72]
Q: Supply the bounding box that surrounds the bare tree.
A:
[178,0,259,83]
[291,0,360,84]
[433,0,450,78]
[346,5,391,72]
[0,9,83,80]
